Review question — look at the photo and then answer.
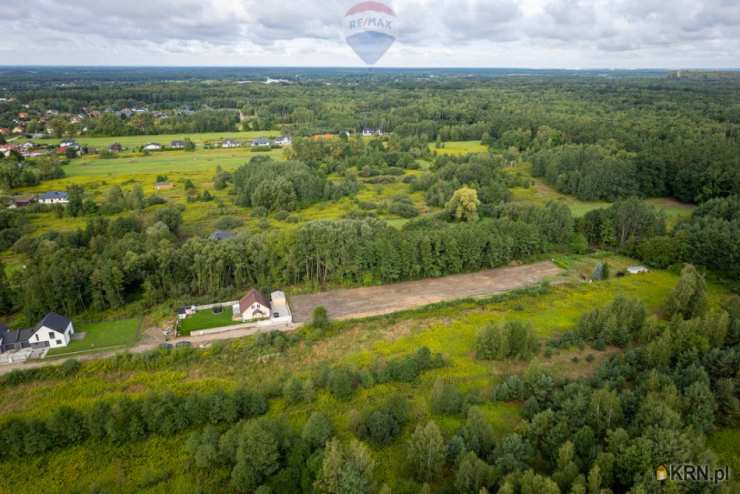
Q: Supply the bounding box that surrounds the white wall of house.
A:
[38,198,69,205]
[232,302,270,322]
[29,322,74,349]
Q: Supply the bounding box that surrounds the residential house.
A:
[274,136,292,146]
[209,230,235,241]
[362,128,385,137]
[17,112,29,120]
[0,312,75,353]
[8,196,35,209]
[176,306,196,320]
[155,181,174,191]
[11,126,24,134]
[170,140,186,150]
[232,289,271,322]
[108,143,124,153]
[59,139,78,149]
[250,137,270,148]
[222,139,241,149]
[0,128,10,136]
[143,143,162,151]
[37,191,69,205]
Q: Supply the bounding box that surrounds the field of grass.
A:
[430,140,488,156]
[28,130,280,149]
[47,318,141,356]
[178,307,237,335]
[508,164,695,223]
[0,261,735,492]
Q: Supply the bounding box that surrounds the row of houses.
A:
[8,191,69,209]
[0,312,75,353]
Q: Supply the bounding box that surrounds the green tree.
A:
[446,187,480,222]
[315,439,375,494]
[407,421,446,481]
[302,412,334,449]
[66,185,84,217]
[664,264,706,319]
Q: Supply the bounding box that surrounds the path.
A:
[289,260,562,322]
[0,261,561,375]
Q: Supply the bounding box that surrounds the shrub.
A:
[476,321,539,360]
[302,412,334,449]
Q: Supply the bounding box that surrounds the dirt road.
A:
[289,261,561,322]
[0,261,561,375]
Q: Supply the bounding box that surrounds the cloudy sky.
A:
[0,0,738,68]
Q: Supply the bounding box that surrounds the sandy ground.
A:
[0,261,561,374]
[289,261,561,322]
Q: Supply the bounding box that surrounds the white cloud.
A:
[0,0,738,67]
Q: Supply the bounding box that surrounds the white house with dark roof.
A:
[37,191,69,205]
[0,312,74,352]
[143,143,162,151]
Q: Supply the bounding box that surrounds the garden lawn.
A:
[47,318,140,356]
[179,307,238,335]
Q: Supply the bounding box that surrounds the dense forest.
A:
[0,68,738,493]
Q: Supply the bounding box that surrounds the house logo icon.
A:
[656,464,669,481]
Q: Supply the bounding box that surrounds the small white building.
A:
[269,291,292,324]
[37,191,69,204]
[274,136,292,146]
[232,289,271,322]
[176,305,196,320]
[222,139,241,149]
[627,266,649,275]
[143,143,162,151]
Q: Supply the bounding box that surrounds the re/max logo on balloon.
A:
[344,1,397,65]
[347,16,393,31]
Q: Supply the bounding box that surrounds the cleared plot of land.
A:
[290,261,562,322]
[47,318,140,356]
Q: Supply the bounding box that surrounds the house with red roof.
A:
[231,289,271,322]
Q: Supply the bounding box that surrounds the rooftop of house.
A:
[209,230,235,241]
[238,289,271,315]
[37,191,68,201]
[35,312,72,333]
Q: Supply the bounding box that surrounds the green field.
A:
[508,165,695,222]
[47,318,141,356]
[29,130,280,149]
[430,140,489,156]
[0,260,735,492]
[179,306,238,335]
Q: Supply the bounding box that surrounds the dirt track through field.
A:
[289,261,562,323]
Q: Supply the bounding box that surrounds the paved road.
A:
[0,261,561,375]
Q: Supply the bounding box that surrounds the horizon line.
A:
[1,64,739,71]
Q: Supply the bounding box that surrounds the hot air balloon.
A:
[344,1,396,65]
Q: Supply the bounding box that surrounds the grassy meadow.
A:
[0,262,735,493]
